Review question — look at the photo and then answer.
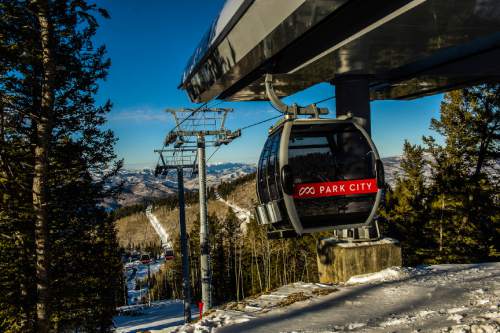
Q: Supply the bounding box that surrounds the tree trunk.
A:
[474,139,488,178]
[34,1,56,331]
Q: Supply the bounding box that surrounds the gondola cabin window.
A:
[257,131,281,203]
[267,133,281,201]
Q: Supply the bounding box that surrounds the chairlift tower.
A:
[154,147,197,323]
[158,107,241,312]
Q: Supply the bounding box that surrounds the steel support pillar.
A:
[177,167,192,323]
[334,76,371,134]
[333,75,380,241]
[197,135,211,311]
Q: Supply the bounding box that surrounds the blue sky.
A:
[95,0,443,169]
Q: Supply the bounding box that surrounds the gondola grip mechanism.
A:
[265,74,329,117]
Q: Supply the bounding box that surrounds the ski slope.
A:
[214,191,253,229]
[169,263,500,333]
[146,205,172,248]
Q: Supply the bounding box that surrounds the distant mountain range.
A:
[101,162,257,209]
[100,157,412,210]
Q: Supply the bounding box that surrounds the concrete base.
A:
[316,238,402,283]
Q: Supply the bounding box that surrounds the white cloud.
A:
[107,107,171,122]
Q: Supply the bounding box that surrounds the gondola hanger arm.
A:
[265,74,329,117]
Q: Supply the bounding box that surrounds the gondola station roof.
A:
[180,0,500,103]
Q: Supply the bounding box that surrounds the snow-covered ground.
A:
[146,205,173,248]
[164,263,499,333]
[125,259,165,305]
[114,301,199,333]
[214,191,253,231]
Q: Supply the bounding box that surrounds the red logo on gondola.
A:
[293,178,378,198]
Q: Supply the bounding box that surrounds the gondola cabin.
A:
[255,117,384,238]
[164,248,174,260]
[140,254,152,265]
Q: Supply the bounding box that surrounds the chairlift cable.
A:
[206,146,221,163]
[312,95,335,105]
[205,113,282,164]
[240,114,282,131]
[207,99,225,108]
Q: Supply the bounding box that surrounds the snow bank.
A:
[346,266,409,285]
[169,311,255,333]
[336,237,399,248]
[168,282,337,333]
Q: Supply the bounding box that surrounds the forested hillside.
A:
[116,174,323,306]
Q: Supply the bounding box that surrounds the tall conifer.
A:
[1,1,122,331]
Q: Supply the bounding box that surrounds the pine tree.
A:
[1,0,122,331]
[380,141,432,264]
[423,85,499,262]
[382,85,499,265]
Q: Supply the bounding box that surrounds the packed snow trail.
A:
[214,191,253,225]
[169,263,499,333]
[114,301,198,333]
[146,205,172,248]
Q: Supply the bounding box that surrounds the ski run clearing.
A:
[146,205,173,248]
[114,262,499,333]
[214,191,253,230]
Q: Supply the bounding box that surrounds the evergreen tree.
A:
[380,141,432,264]
[1,1,122,331]
[382,84,499,265]
[423,85,499,262]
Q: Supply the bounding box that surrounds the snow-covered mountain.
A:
[101,162,256,209]
[381,155,404,186]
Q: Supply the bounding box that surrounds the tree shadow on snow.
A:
[217,263,499,333]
